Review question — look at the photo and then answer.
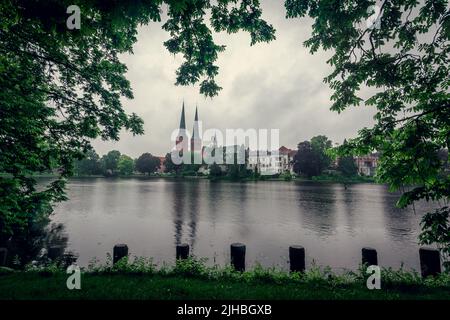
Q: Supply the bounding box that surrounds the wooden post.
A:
[419,248,441,277]
[113,244,128,264]
[176,243,190,260]
[48,245,64,260]
[362,247,378,266]
[0,248,7,266]
[230,243,246,271]
[289,245,305,272]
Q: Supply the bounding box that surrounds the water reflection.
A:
[169,181,201,251]
[171,181,186,246]
[187,182,199,250]
[1,220,71,268]
[296,182,338,237]
[42,178,437,270]
[235,183,249,238]
[207,181,222,226]
[381,188,429,244]
[338,184,358,235]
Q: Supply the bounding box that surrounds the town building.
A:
[247,146,296,175]
[278,146,296,173]
[156,156,166,173]
[354,153,378,176]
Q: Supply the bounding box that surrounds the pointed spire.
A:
[212,132,217,147]
[192,105,200,139]
[179,101,186,129]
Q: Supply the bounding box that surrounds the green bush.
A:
[281,171,293,181]
[22,256,450,289]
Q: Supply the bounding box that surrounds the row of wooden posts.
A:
[0,244,442,278]
[112,243,442,278]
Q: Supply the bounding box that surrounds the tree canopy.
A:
[293,141,321,178]
[286,0,450,268]
[100,150,121,176]
[0,0,275,242]
[311,135,333,173]
[135,153,161,175]
[163,152,181,175]
[338,155,358,178]
[118,155,135,176]
[74,149,102,176]
[293,136,333,178]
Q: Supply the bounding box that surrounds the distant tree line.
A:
[74,149,160,177]
[160,136,359,181]
[76,137,359,181]
[293,136,358,179]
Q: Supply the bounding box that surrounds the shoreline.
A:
[30,174,378,184]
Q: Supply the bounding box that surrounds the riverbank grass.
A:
[1,258,449,299]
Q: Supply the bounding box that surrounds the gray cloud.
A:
[92,1,376,157]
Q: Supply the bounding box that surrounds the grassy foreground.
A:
[1,257,450,300]
[1,273,450,300]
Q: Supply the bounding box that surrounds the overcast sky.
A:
[93,1,377,158]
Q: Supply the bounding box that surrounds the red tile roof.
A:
[279,146,292,154]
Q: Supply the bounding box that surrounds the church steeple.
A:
[191,105,202,163]
[192,105,199,139]
[179,101,186,130]
[176,101,187,147]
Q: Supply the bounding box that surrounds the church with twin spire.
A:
[177,102,202,159]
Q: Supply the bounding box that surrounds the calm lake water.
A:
[48,178,437,272]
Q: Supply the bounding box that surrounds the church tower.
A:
[179,101,186,130]
[176,101,187,150]
[191,105,202,164]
